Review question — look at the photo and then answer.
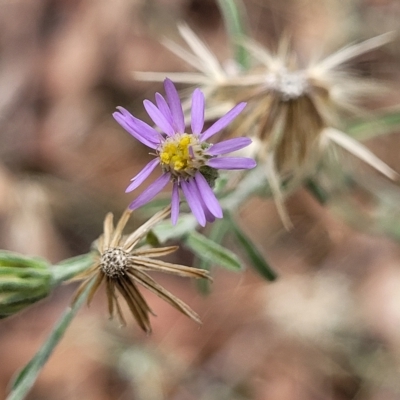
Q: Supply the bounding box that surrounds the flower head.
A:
[113,78,256,227]
[135,26,397,227]
[73,206,211,334]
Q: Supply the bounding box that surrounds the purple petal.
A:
[155,93,174,133]
[207,137,252,156]
[199,195,216,223]
[114,107,161,149]
[180,179,206,227]
[197,188,215,222]
[143,100,175,136]
[125,158,160,193]
[171,182,180,225]
[115,107,161,143]
[164,78,185,133]
[129,173,170,210]
[200,102,246,141]
[205,211,216,222]
[194,172,223,218]
[207,157,257,170]
[191,89,205,135]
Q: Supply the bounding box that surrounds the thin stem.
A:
[216,0,250,69]
[50,253,97,286]
[7,278,96,400]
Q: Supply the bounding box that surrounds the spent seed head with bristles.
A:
[73,205,212,334]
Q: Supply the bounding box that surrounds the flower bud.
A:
[199,166,219,188]
[0,251,52,318]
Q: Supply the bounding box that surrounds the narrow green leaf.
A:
[347,110,400,141]
[304,178,330,205]
[184,230,243,271]
[216,0,250,69]
[227,214,277,281]
[153,214,198,243]
[7,278,95,400]
[0,251,49,270]
[0,266,50,282]
[0,291,50,319]
[0,276,47,292]
[195,219,231,294]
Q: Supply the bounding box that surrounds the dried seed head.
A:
[265,69,309,101]
[73,206,212,332]
[100,248,129,278]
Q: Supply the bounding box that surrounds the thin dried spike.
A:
[106,279,115,318]
[70,263,99,282]
[128,270,202,324]
[134,71,211,85]
[131,246,179,258]
[97,235,105,254]
[122,275,153,314]
[277,34,292,63]
[227,74,271,86]
[177,23,226,80]
[103,213,114,249]
[110,280,127,326]
[308,90,338,128]
[110,209,132,247]
[71,280,91,306]
[266,153,293,230]
[129,256,212,280]
[163,39,208,73]
[241,39,275,68]
[123,205,172,251]
[116,280,151,333]
[122,275,154,316]
[325,128,398,180]
[284,96,323,170]
[317,32,395,72]
[275,105,291,170]
[279,104,296,170]
[87,272,105,306]
[265,97,288,149]
[117,279,147,325]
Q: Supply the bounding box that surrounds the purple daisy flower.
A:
[113,78,256,227]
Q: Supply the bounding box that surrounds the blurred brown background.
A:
[1,0,400,399]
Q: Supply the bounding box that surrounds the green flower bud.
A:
[199,166,219,188]
[146,230,161,247]
[0,251,52,318]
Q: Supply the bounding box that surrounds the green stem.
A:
[50,253,97,286]
[7,278,95,400]
[196,219,231,294]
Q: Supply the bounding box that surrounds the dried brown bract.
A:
[73,206,211,333]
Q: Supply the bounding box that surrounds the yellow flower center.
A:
[159,133,198,173]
